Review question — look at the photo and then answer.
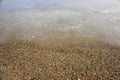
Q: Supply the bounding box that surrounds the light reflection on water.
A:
[0,0,118,11]
[0,0,120,45]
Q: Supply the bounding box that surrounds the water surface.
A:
[0,0,120,45]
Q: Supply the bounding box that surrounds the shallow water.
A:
[0,0,120,45]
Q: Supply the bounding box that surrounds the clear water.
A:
[0,0,120,45]
[0,0,118,11]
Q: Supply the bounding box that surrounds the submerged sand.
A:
[0,38,119,80]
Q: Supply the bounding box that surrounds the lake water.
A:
[0,0,120,45]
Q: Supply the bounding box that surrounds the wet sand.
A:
[0,38,120,80]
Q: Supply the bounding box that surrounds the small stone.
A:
[78,78,81,80]
[58,71,60,74]
[0,77,3,80]
[30,77,38,80]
